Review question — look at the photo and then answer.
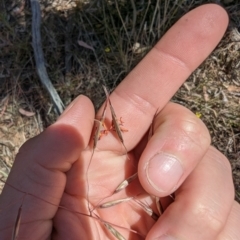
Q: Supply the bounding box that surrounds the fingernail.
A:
[146,152,183,192]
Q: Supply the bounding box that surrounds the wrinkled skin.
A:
[0,4,240,240]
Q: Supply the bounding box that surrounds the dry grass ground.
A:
[0,0,240,206]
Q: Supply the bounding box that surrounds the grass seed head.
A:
[114,173,138,194]
[104,223,126,240]
[99,197,133,209]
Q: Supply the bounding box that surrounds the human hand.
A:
[1,3,239,240]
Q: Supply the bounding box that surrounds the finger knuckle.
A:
[177,116,211,151]
[207,146,232,173]
[192,203,224,233]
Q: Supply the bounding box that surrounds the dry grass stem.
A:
[87,95,109,215]
[0,170,8,179]
[1,177,142,239]
[114,173,138,194]
[11,200,23,240]
[0,95,9,118]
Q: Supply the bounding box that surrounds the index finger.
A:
[98,4,228,152]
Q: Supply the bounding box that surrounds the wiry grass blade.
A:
[102,85,129,157]
[12,204,22,240]
[99,197,133,208]
[114,173,138,194]
[104,222,126,240]
[87,97,108,215]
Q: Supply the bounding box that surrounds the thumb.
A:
[0,95,94,239]
[138,103,210,197]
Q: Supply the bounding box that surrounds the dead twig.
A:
[30,0,64,115]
